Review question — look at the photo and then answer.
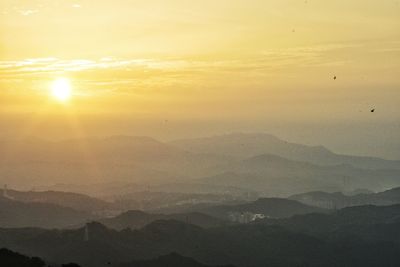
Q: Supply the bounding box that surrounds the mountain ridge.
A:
[172,133,400,170]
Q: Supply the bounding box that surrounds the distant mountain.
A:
[40,182,255,203]
[2,134,399,197]
[0,196,92,228]
[0,189,112,214]
[143,182,255,196]
[118,252,236,267]
[0,136,184,163]
[172,133,400,170]
[199,154,400,196]
[290,186,400,209]
[99,210,227,230]
[0,136,229,189]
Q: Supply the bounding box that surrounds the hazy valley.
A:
[1,133,400,266]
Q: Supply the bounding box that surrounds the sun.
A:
[51,78,72,102]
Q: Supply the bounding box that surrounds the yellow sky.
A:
[0,0,399,158]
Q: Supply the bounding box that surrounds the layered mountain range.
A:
[1,133,399,196]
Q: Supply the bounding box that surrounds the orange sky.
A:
[0,0,399,159]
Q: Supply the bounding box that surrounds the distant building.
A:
[2,184,13,200]
[228,212,266,223]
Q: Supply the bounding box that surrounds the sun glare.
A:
[51,78,72,102]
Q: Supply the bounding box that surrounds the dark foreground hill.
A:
[259,204,400,236]
[1,204,400,267]
[0,248,45,267]
[0,221,333,267]
[0,248,235,267]
[118,252,236,267]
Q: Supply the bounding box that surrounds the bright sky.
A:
[0,0,399,158]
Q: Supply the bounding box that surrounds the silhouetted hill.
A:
[375,186,400,203]
[118,252,236,267]
[141,219,204,238]
[110,190,251,214]
[290,186,400,209]
[152,197,323,221]
[0,248,45,267]
[172,133,400,170]
[99,210,226,230]
[0,221,331,267]
[1,210,400,267]
[290,191,354,209]
[0,196,92,228]
[193,197,325,222]
[233,198,325,217]
[260,204,400,238]
[0,189,112,214]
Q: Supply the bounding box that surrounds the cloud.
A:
[18,9,39,16]
[0,43,353,76]
[1,39,398,98]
